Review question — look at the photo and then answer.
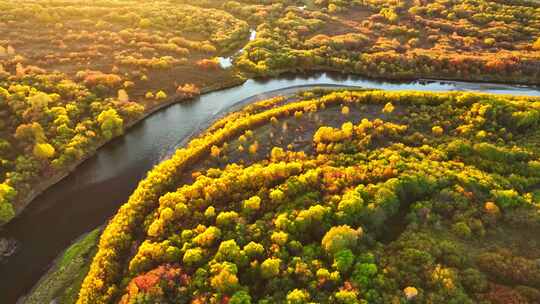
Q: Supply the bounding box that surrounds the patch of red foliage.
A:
[480,283,529,304]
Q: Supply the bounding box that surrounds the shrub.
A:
[155,90,168,100]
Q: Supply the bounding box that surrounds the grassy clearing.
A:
[23,228,101,304]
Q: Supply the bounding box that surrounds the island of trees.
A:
[75,89,540,304]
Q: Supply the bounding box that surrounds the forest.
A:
[1,0,540,224]
[1,0,540,303]
[229,0,540,82]
[78,89,540,304]
[0,0,248,223]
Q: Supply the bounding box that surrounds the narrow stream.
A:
[218,29,257,69]
[1,72,539,303]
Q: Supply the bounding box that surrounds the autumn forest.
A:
[0,0,540,304]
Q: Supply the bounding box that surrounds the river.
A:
[1,72,540,303]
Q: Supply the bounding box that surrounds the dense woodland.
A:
[1,0,540,224]
[0,0,248,223]
[78,89,540,304]
[1,1,540,302]
[223,0,540,82]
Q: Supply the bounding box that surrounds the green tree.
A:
[333,249,355,273]
[461,268,488,293]
[230,290,252,304]
[352,261,378,287]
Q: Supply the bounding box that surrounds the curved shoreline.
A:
[170,84,357,154]
[3,77,247,229]
[247,66,540,87]
[169,79,540,158]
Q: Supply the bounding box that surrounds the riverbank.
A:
[174,84,360,150]
[246,66,540,87]
[20,228,101,304]
[4,75,247,229]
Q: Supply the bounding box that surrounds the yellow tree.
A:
[533,37,540,50]
[33,143,56,159]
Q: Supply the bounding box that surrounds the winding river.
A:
[1,72,540,303]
